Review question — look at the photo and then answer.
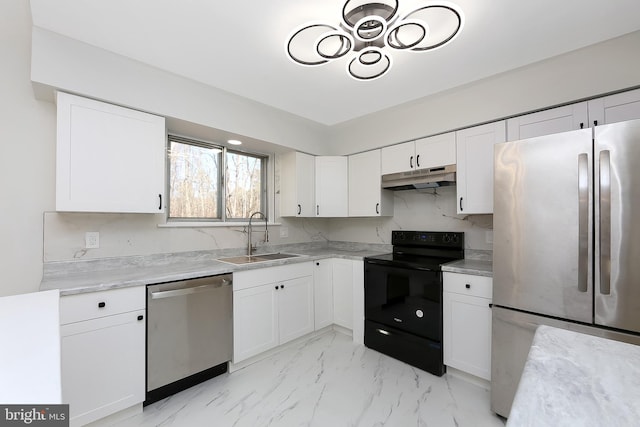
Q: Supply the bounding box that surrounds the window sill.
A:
[157,221,282,228]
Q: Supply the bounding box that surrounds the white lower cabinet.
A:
[313,260,334,330]
[314,258,362,340]
[443,272,493,380]
[332,258,354,330]
[233,263,314,363]
[60,286,145,427]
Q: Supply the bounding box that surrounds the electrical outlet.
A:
[280,226,289,238]
[486,230,493,245]
[85,232,100,249]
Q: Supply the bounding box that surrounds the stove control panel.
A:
[392,231,464,249]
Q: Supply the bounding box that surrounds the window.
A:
[167,135,267,221]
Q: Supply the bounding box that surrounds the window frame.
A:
[166,134,269,223]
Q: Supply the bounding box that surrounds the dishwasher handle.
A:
[150,277,231,300]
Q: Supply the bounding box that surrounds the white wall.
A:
[328,31,640,155]
[0,1,56,296]
[30,28,331,156]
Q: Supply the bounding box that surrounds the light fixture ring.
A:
[342,0,399,29]
[359,49,382,65]
[348,46,392,81]
[315,30,354,60]
[352,14,388,42]
[402,3,463,51]
[386,19,428,50]
[286,22,338,66]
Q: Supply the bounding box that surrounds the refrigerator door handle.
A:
[599,150,611,295]
[578,153,589,293]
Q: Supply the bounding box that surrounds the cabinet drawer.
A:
[233,262,313,291]
[60,286,146,325]
[443,272,492,299]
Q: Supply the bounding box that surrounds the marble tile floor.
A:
[115,331,505,427]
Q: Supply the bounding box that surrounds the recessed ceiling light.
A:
[228,139,242,145]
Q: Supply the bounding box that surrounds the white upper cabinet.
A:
[381,133,455,175]
[507,102,588,141]
[588,88,640,126]
[414,132,456,169]
[381,141,415,175]
[456,121,506,214]
[279,151,315,217]
[56,92,166,213]
[315,156,348,217]
[348,150,393,217]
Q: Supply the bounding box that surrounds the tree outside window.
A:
[168,136,266,221]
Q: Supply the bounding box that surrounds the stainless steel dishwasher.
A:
[145,273,232,405]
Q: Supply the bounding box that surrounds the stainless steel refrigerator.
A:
[491,119,640,418]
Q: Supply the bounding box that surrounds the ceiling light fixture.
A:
[286,0,464,81]
[227,139,242,145]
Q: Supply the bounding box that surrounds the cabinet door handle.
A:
[316,262,320,266]
[98,302,106,308]
[375,203,380,214]
[158,194,162,210]
[459,197,464,211]
[281,284,285,289]
[275,285,279,290]
[410,155,414,169]
[316,205,319,215]
[137,315,144,321]
[297,204,301,215]
[465,284,471,289]
[416,154,420,168]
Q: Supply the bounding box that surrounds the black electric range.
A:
[364,230,464,376]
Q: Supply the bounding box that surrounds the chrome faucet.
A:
[247,212,268,256]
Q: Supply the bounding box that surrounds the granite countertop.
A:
[40,242,391,296]
[507,325,640,426]
[441,259,493,277]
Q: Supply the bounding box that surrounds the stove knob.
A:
[452,235,459,244]
[415,309,424,318]
[443,234,451,243]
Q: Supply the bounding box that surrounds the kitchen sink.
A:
[217,253,303,265]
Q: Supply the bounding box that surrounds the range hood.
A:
[381,164,456,191]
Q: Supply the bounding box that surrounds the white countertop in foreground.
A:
[507,325,640,427]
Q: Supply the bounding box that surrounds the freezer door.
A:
[491,306,640,418]
[594,119,640,333]
[493,129,593,322]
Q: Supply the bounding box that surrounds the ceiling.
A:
[29,0,640,127]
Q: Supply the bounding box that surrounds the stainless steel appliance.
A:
[492,119,640,417]
[364,231,464,376]
[382,164,457,190]
[146,274,232,405]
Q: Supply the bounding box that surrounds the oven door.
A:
[364,259,442,341]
